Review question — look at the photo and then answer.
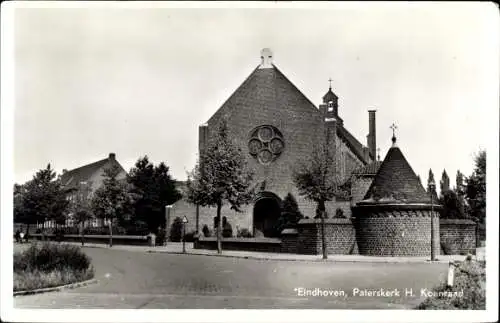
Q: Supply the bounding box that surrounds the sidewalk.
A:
[56,241,483,264]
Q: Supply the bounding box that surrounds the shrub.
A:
[156,230,166,245]
[14,242,92,274]
[169,217,183,242]
[83,226,127,236]
[125,220,150,236]
[222,222,233,238]
[53,228,65,242]
[202,224,211,237]
[417,260,485,309]
[183,231,196,242]
[237,228,253,238]
[13,242,94,292]
[279,193,303,229]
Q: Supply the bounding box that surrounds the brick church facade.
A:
[170,49,379,237]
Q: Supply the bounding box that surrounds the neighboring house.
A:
[168,48,379,237]
[37,153,127,229]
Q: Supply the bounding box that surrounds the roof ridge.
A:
[206,65,260,125]
[337,126,370,165]
[64,158,108,175]
[271,64,320,114]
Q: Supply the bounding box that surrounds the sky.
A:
[9,2,499,191]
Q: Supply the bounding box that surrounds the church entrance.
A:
[253,192,282,238]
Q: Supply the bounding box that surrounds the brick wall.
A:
[439,219,476,255]
[168,199,252,237]
[295,218,358,255]
[353,208,440,257]
[280,229,299,253]
[195,237,282,252]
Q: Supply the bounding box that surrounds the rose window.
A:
[248,125,285,165]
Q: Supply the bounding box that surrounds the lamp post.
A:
[428,179,436,261]
[182,216,189,253]
[165,205,173,246]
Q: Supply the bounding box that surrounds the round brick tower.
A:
[352,135,442,257]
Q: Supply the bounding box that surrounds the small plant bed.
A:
[417,258,485,309]
[14,242,94,292]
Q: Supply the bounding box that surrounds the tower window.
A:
[328,101,334,112]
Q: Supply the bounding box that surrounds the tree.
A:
[68,182,94,246]
[293,141,343,259]
[20,164,69,238]
[439,190,467,219]
[276,193,303,234]
[128,156,181,234]
[466,150,486,240]
[456,170,466,196]
[427,169,438,201]
[186,121,254,253]
[91,165,135,247]
[14,183,27,225]
[440,170,450,195]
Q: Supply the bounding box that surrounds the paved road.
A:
[15,247,449,309]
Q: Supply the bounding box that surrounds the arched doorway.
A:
[253,192,282,238]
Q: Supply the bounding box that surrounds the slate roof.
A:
[352,160,383,176]
[322,88,338,103]
[60,156,126,191]
[361,142,430,204]
[337,126,371,164]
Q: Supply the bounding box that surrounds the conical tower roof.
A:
[360,137,430,204]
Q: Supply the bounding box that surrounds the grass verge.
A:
[417,258,486,309]
[14,242,95,292]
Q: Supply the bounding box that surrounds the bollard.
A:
[447,262,455,287]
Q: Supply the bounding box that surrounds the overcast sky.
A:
[11,2,498,190]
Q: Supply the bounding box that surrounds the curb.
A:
[146,250,456,264]
[14,278,98,297]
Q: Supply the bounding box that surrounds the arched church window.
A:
[248,125,285,165]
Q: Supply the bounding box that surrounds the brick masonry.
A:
[190,65,368,234]
[283,218,358,255]
[194,237,282,253]
[352,208,441,257]
[439,219,476,255]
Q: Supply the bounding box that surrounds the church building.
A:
[170,48,379,237]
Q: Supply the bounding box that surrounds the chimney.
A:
[109,153,116,160]
[367,110,376,160]
[198,124,209,157]
[259,48,273,69]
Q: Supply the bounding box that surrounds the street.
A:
[15,247,449,309]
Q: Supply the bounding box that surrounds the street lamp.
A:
[182,216,189,253]
[165,205,173,247]
[428,178,436,261]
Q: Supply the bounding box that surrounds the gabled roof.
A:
[361,142,430,204]
[337,126,371,165]
[353,160,383,176]
[60,156,125,190]
[205,61,372,166]
[207,64,319,125]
